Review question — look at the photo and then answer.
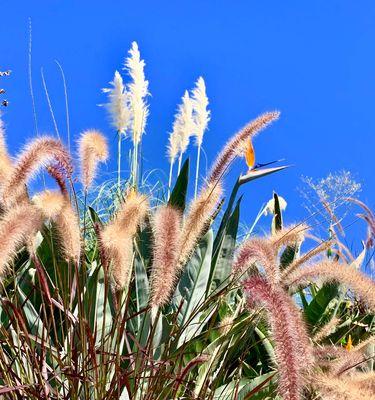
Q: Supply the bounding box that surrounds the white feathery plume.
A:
[191,77,210,198]
[191,77,210,147]
[102,70,131,135]
[124,41,149,145]
[102,71,131,187]
[167,90,195,196]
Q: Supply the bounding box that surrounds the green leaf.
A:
[174,230,213,347]
[169,158,189,212]
[272,192,282,232]
[209,197,241,293]
[304,283,339,326]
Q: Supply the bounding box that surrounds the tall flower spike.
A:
[101,192,149,290]
[102,71,131,134]
[208,111,280,185]
[149,205,182,309]
[78,130,109,191]
[243,276,313,400]
[124,41,149,145]
[191,77,210,198]
[1,136,72,208]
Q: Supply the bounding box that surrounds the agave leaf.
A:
[174,229,213,347]
[169,158,189,212]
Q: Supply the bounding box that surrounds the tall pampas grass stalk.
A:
[191,77,210,199]
[179,181,222,266]
[124,42,149,188]
[102,71,131,187]
[100,191,149,289]
[0,136,72,208]
[0,204,43,276]
[149,205,182,309]
[32,190,81,261]
[208,111,280,185]
[78,130,109,192]
[243,276,312,400]
[285,261,375,310]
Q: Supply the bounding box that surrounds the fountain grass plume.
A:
[149,205,182,309]
[178,181,222,266]
[243,275,313,400]
[232,237,279,285]
[285,261,375,310]
[101,191,149,289]
[1,136,72,208]
[33,190,81,261]
[0,203,43,275]
[78,130,109,191]
[208,111,280,185]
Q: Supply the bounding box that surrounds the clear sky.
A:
[1,1,374,252]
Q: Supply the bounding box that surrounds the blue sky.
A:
[1,1,374,252]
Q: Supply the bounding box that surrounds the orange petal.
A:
[345,334,352,351]
[245,138,256,169]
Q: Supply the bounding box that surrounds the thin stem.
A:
[117,131,122,189]
[132,140,139,188]
[177,152,183,175]
[194,144,201,199]
[168,159,174,199]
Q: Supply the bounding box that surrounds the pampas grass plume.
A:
[124,41,149,144]
[191,77,210,147]
[102,70,131,134]
[78,130,109,190]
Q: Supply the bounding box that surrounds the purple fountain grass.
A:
[0,203,44,275]
[149,205,182,309]
[284,261,375,311]
[207,111,280,185]
[101,191,149,289]
[0,136,72,208]
[33,190,81,261]
[232,237,279,285]
[78,130,109,191]
[178,181,222,266]
[269,223,309,250]
[243,275,313,400]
